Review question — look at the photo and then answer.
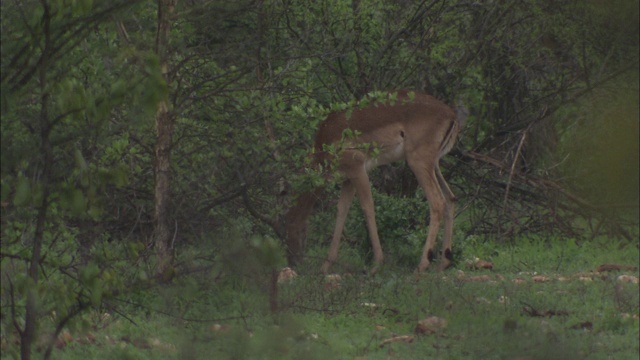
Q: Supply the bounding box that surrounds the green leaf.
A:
[80,172,90,188]
[127,242,143,258]
[73,0,94,16]
[110,79,127,99]
[79,263,100,287]
[69,189,86,215]
[88,205,102,220]
[74,149,88,170]
[250,235,285,267]
[113,168,128,186]
[138,270,148,281]
[90,281,102,306]
[1,180,10,202]
[13,177,31,206]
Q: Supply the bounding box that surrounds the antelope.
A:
[284,91,465,273]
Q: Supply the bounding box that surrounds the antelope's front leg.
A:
[321,181,356,274]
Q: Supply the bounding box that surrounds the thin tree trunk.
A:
[21,2,53,358]
[154,0,177,278]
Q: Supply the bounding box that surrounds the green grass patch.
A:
[18,237,638,360]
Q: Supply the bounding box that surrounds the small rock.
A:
[466,258,494,270]
[277,267,297,283]
[617,275,639,284]
[532,275,550,283]
[415,316,448,335]
[324,274,342,290]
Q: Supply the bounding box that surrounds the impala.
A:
[284,91,465,273]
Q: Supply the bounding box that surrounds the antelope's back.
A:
[313,91,456,152]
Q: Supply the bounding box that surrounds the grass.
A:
[7,236,638,360]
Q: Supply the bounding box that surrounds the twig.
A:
[503,126,530,209]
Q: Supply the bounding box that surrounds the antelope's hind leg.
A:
[436,165,455,271]
[408,158,447,272]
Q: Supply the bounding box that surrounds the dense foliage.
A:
[1,0,638,358]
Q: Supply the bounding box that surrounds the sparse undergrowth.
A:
[4,237,637,360]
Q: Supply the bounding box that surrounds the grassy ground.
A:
[12,237,640,359]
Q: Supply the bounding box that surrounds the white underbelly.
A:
[365,142,405,171]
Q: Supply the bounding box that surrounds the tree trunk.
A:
[21,3,53,358]
[154,0,177,278]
